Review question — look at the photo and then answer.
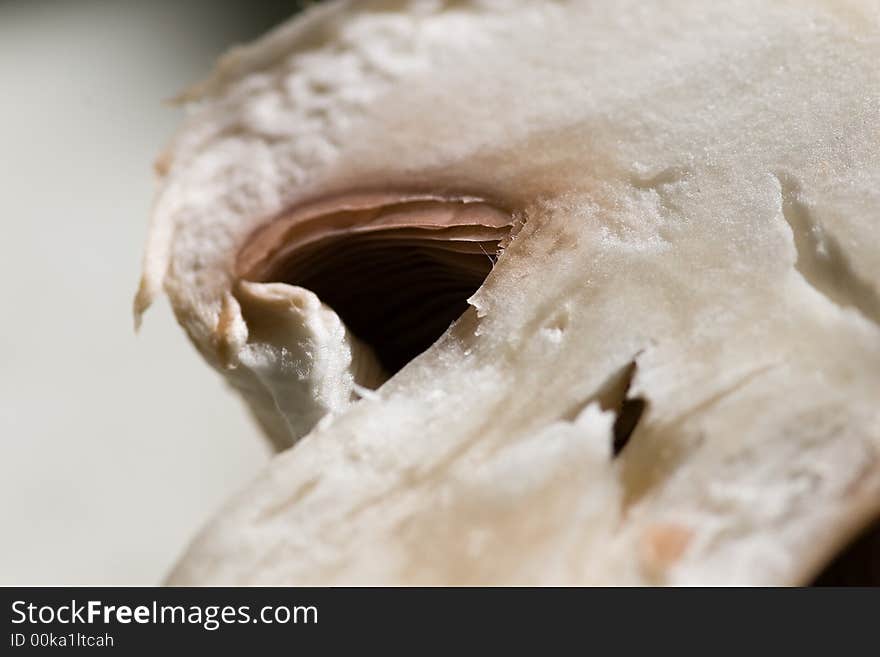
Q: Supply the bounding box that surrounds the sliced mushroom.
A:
[138,0,880,585]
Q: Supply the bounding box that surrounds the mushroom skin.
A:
[137,0,880,585]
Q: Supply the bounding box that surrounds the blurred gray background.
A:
[0,0,302,584]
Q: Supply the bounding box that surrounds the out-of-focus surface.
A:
[0,0,296,584]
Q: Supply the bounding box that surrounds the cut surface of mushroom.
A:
[137,0,880,586]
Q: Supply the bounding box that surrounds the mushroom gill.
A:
[236,193,514,374]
